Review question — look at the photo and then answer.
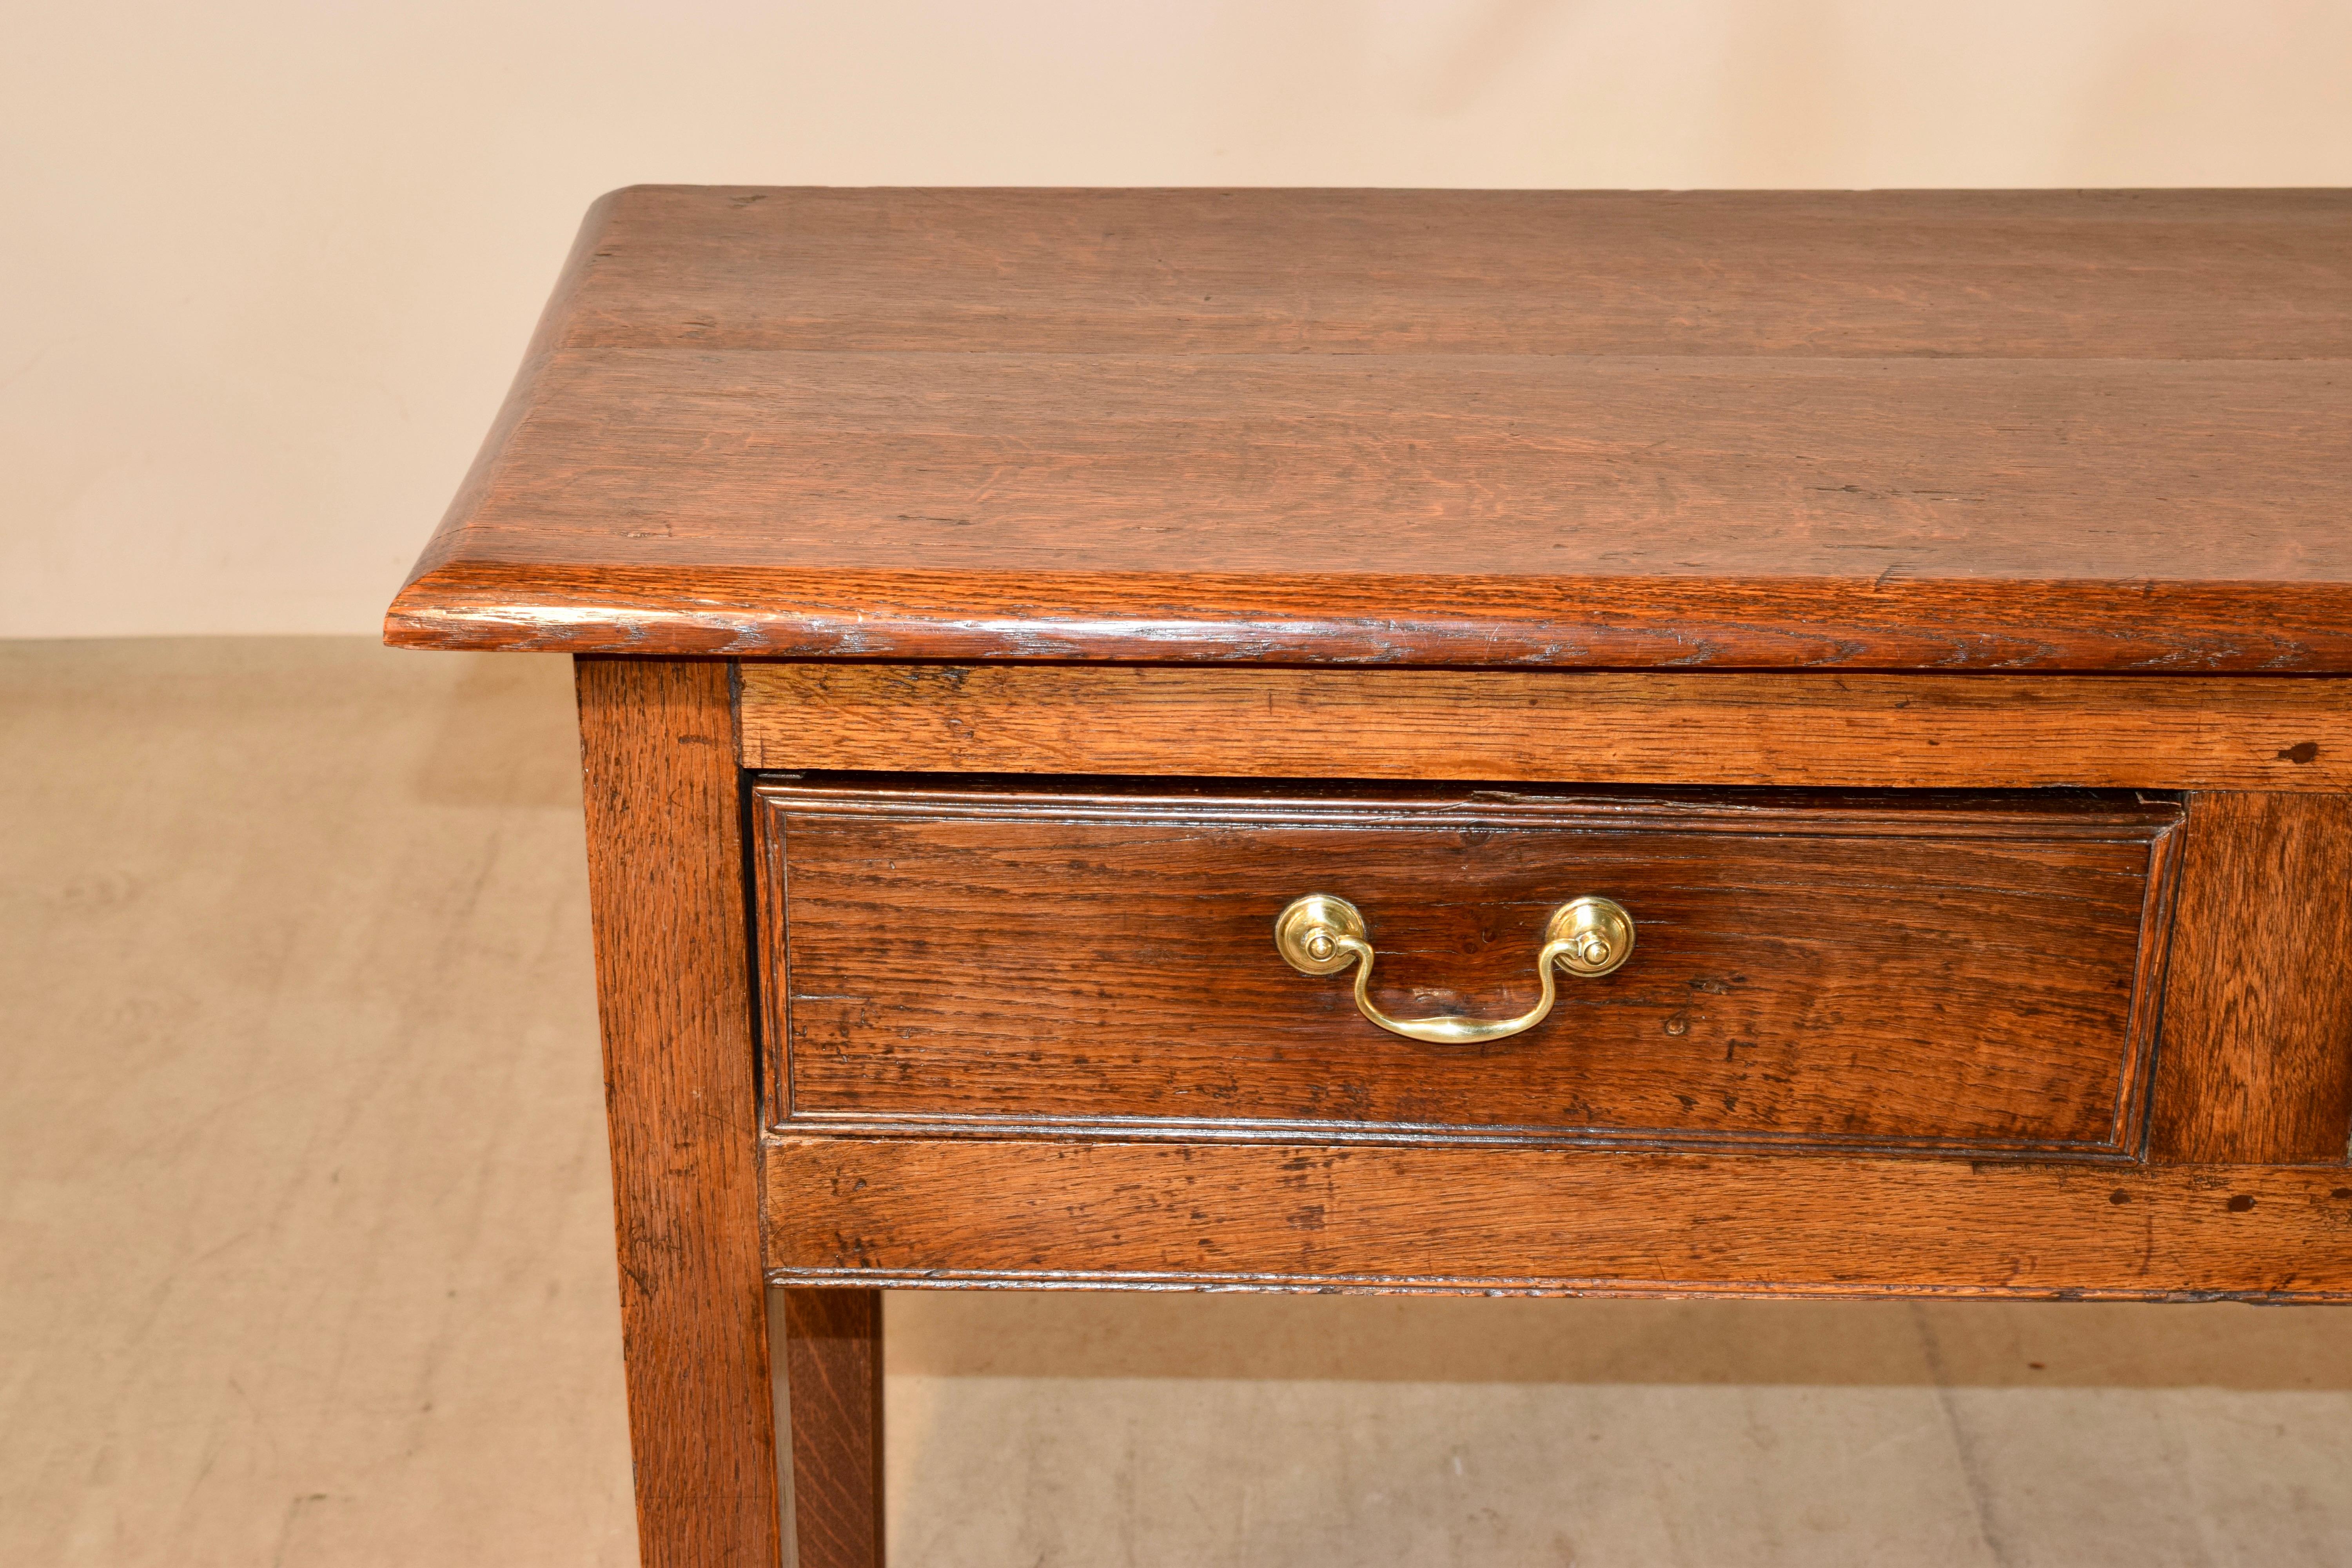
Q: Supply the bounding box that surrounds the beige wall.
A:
[5,1,2348,638]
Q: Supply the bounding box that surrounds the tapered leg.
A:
[577,659,783,1568]
[784,1288,886,1568]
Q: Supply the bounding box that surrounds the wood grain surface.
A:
[738,663,2352,790]
[762,1136,2352,1300]
[780,1289,884,1568]
[576,658,782,1568]
[2152,792,2352,1164]
[756,780,2179,1157]
[386,187,2352,670]
[548,187,2352,359]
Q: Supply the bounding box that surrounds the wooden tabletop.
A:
[387,187,2352,671]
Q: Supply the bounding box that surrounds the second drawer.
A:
[755,779,2182,1158]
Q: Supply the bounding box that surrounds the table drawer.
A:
[755,779,2182,1158]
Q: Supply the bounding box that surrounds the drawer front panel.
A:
[756,782,2181,1157]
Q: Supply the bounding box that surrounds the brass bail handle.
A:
[1273,893,1635,1044]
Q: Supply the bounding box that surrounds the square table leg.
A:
[783,1288,886,1568]
[578,658,785,1567]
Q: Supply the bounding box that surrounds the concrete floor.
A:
[5,638,2352,1568]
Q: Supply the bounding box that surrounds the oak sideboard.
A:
[388,186,2352,1567]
